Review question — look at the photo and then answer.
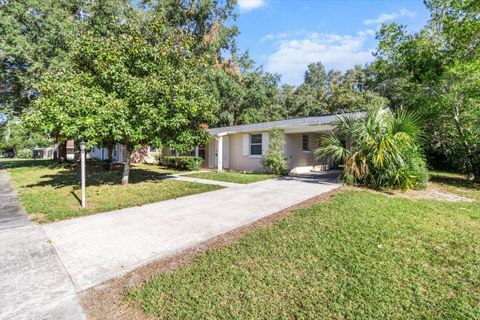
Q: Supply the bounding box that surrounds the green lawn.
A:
[184,171,277,184]
[127,189,480,319]
[1,159,222,222]
[430,170,480,201]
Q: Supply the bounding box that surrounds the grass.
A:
[127,188,480,319]
[184,171,277,184]
[430,170,480,201]
[1,159,222,222]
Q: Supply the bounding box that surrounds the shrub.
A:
[400,144,429,190]
[16,149,33,159]
[159,156,203,171]
[261,128,289,176]
[316,105,429,190]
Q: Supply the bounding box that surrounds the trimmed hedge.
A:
[159,156,203,171]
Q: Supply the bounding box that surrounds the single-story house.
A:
[206,111,364,173]
[89,111,364,173]
[32,147,56,159]
[89,144,160,164]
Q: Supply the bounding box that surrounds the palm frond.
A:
[315,133,349,163]
[391,109,424,142]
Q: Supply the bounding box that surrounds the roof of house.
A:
[208,111,366,136]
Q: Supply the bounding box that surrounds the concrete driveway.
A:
[1,171,339,318]
[43,174,340,291]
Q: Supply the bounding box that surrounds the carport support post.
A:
[194,146,199,157]
[80,141,86,208]
[217,136,223,172]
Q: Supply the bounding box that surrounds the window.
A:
[198,146,206,159]
[148,146,158,153]
[250,134,262,155]
[302,134,309,151]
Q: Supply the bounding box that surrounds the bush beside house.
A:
[159,156,203,171]
[261,128,289,176]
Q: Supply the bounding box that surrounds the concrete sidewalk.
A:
[0,170,30,230]
[169,173,243,188]
[43,177,340,291]
[0,170,85,320]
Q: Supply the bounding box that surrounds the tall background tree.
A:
[0,121,51,156]
[372,0,480,180]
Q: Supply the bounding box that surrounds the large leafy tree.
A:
[372,0,480,180]
[24,9,217,184]
[149,0,239,60]
[0,0,83,117]
[149,1,289,127]
[0,0,140,167]
[207,53,284,126]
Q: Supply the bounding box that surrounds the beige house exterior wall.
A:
[207,131,329,173]
[284,133,323,173]
[228,133,263,171]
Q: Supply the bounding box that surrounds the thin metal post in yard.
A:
[80,141,86,208]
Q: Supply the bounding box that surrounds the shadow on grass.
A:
[430,172,480,191]
[0,159,174,188]
[0,159,73,169]
[70,191,82,206]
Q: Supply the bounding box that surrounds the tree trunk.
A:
[107,145,114,171]
[452,105,474,176]
[121,148,131,185]
[473,167,480,183]
[56,140,67,162]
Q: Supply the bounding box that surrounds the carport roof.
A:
[208,111,366,136]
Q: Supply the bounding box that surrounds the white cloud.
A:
[357,29,376,37]
[261,29,307,42]
[265,32,375,85]
[238,0,266,12]
[363,9,416,25]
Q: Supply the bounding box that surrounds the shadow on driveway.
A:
[279,170,341,184]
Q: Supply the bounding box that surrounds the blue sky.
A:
[234,0,430,85]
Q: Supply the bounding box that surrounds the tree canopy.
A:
[1,0,478,182]
[23,2,218,183]
[372,0,480,180]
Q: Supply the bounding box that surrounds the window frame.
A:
[302,134,310,152]
[250,133,263,156]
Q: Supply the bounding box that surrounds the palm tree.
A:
[316,105,428,190]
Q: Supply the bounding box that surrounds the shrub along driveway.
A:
[42,175,340,291]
